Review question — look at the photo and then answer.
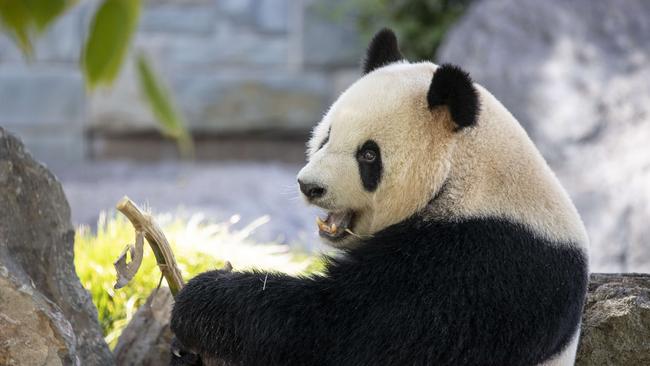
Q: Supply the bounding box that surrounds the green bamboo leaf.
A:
[0,0,75,57]
[26,0,70,31]
[82,0,141,89]
[136,53,193,157]
[0,0,35,55]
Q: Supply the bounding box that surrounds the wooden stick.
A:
[115,196,185,296]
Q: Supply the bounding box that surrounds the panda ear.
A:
[362,28,404,75]
[427,64,480,129]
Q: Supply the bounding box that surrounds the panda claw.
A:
[223,261,233,272]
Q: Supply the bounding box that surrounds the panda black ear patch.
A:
[427,64,480,129]
[362,28,404,75]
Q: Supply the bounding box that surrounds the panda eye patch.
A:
[356,140,382,191]
[359,149,376,162]
[356,140,380,163]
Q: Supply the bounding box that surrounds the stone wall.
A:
[0,0,362,164]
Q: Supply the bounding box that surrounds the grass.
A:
[74,210,322,348]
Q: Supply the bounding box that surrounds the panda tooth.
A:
[316,216,330,232]
[331,223,337,233]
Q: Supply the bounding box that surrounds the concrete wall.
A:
[0,0,363,164]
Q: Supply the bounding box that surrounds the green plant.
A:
[82,0,140,89]
[136,53,192,157]
[0,0,72,57]
[0,0,191,155]
[350,0,473,60]
[75,211,322,348]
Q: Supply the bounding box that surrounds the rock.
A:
[145,28,289,68]
[255,0,288,34]
[0,33,22,62]
[0,66,85,126]
[0,128,114,365]
[114,290,175,366]
[216,0,255,25]
[89,70,327,135]
[174,71,328,133]
[140,3,216,35]
[0,270,78,366]
[115,289,235,366]
[576,273,650,365]
[302,0,363,68]
[437,0,650,272]
[87,58,159,134]
[0,65,85,164]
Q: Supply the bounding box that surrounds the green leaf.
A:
[0,0,36,55]
[82,0,141,89]
[135,53,193,157]
[0,0,75,57]
[26,0,70,31]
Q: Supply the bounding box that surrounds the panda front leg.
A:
[170,269,325,366]
[537,328,581,366]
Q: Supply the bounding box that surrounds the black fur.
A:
[362,28,404,75]
[170,337,202,365]
[170,216,588,366]
[427,64,480,129]
[356,140,382,191]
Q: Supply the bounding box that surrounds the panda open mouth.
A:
[316,211,355,241]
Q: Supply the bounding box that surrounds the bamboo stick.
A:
[114,196,184,296]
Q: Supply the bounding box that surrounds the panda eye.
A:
[359,149,377,163]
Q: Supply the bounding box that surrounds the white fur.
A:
[299,61,588,253]
[299,62,453,247]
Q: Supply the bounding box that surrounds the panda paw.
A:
[170,336,203,366]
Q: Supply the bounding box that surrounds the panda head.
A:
[297,28,481,248]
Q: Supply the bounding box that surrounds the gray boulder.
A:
[0,269,78,366]
[114,288,233,366]
[437,0,650,272]
[114,289,175,366]
[0,127,113,365]
[577,273,650,365]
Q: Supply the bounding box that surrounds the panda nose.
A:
[298,179,326,200]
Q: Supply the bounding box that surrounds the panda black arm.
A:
[170,269,329,365]
[169,254,416,366]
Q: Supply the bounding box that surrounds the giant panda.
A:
[170,28,590,366]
